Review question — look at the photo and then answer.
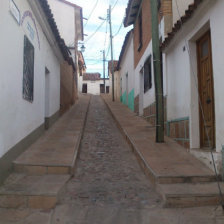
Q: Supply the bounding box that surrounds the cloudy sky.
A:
[68,0,132,77]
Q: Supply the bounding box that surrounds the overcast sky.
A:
[68,0,132,77]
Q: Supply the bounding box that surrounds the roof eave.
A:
[124,0,141,27]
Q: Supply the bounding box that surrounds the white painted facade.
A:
[0,0,63,158]
[82,79,110,95]
[48,0,75,46]
[134,18,167,115]
[119,32,135,106]
[164,0,224,171]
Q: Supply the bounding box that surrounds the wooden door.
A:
[197,31,215,148]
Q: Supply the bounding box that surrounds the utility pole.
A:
[108,5,115,101]
[102,50,106,93]
[150,0,164,142]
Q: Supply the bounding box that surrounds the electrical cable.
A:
[84,20,106,43]
[113,19,123,37]
[174,0,224,209]
[111,0,119,10]
[84,0,99,28]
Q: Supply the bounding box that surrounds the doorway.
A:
[82,84,87,93]
[197,31,215,148]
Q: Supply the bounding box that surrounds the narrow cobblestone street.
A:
[51,96,223,224]
[51,95,161,223]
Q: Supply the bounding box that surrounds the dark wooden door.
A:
[197,31,215,148]
[82,84,87,93]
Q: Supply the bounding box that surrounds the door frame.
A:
[196,30,215,149]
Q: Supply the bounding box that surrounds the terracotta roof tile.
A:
[83,73,101,81]
[161,0,204,50]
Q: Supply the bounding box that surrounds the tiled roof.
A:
[124,0,140,27]
[83,73,101,81]
[161,0,204,50]
[117,30,133,70]
[39,0,76,69]
[58,0,81,9]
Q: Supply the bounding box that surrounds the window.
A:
[144,56,152,93]
[23,36,34,102]
[138,9,143,51]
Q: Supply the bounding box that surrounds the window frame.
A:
[22,35,35,102]
[144,55,152,93]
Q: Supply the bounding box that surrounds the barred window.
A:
[144,56,152,93]
[23,36,34,102]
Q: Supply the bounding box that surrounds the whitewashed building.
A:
[81,73,110,95]
[0,0,73,183]
[162,0,224,172]
[121,0,172,125]
[117,30,135,110]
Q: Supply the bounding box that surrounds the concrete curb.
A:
[71,95,91,175]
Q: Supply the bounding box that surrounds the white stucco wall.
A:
[0,0,61,158]
[120,32,135,99]
[48,0,75,47]
[165,0,224,170]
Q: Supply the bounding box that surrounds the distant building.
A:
[81,73,110,95]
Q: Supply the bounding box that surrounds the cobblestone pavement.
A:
[51,96,224,224]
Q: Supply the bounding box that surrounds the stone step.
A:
[0,173,70,209]
[157,182,224,208]
[156,174,220,184]
[13,163,73,175]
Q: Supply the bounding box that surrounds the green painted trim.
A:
[173,138,190,142]
[45,110,60,130]
[168,116,189,123]
[128,89,134,111]
[121,91,127,105]
[0,123,45,185]
[144,114,156,118]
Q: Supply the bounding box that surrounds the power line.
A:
[104,21,108,49]
[113,19,123,37]
[84,20,106,43]
[111,0,119,10]
[84,0,99,28]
